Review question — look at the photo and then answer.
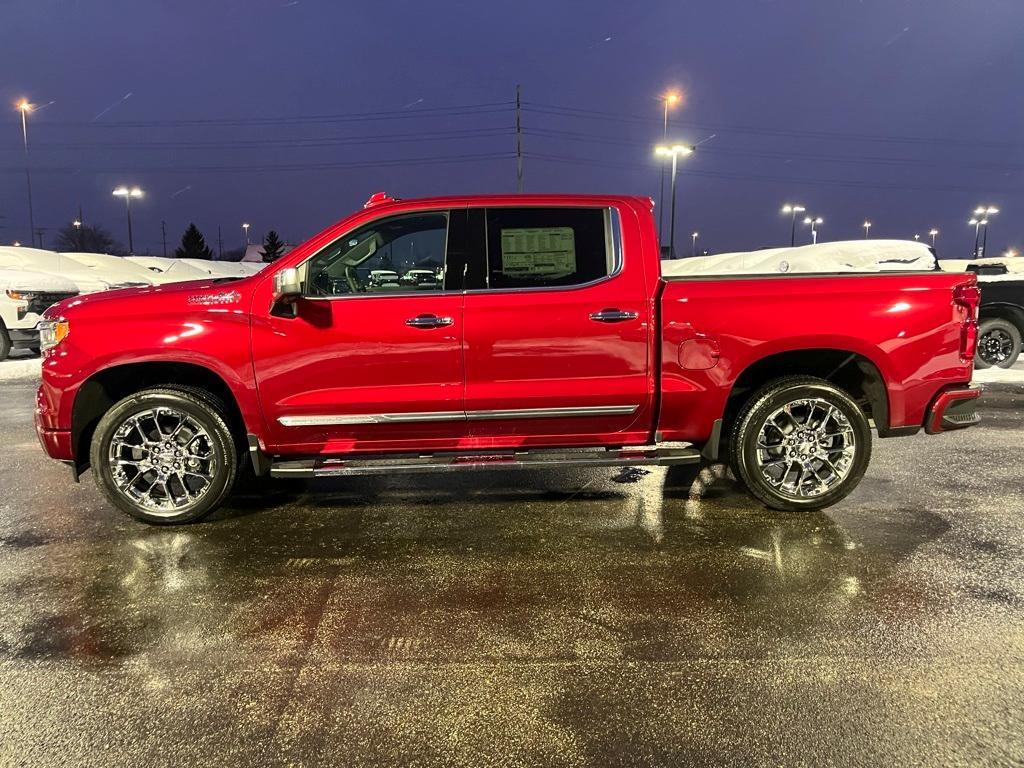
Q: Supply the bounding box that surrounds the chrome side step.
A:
[269,444,701,479]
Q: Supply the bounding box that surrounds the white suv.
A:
[0,268,79,360]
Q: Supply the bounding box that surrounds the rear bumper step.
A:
[925,384,982,434]
[270,445,701,479]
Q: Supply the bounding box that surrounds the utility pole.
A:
[515,85,523,193]
[161,220,167,257]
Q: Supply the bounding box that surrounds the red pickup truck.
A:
[35,193,981,524]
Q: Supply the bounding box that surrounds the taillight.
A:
[954,283,980,362]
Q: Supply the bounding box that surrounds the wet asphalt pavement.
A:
[1,379,1022,767]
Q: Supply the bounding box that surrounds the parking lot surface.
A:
[1,376,1022,766]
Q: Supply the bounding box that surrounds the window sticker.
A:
[499,227,576,279]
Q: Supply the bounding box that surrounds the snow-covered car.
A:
[60,252,176,286]
[170,258,254,279]
[0,246,147,294]
[125,256,212,281]
[0,268,79,360]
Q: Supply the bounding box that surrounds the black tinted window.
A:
[484,207,612,289]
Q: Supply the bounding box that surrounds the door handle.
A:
[405,314,454,329]
[589,308,639,323]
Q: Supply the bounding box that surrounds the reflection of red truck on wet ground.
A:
[36,193,980,524]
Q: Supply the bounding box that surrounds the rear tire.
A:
[975,318,1021,369]
[729,376,872,512]
[90,387,239,524]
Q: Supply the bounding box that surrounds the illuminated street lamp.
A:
[914,234,921,242]
[803,215,823,245]
[863,220,872,239]
[974,206,999,258]
[242,222,251,246]
[929,228,939,247]
[654,143,694,259]
[691,231,699,257]
[112,186,144,254]
[781,204,806,247]
[15,98,35,246]
[657,90,682,242]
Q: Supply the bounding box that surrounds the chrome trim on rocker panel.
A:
[277,404,639,427]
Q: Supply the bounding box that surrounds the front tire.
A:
[729,376,872,512]
[90,387,239,524]
[0,320,11,362]
[975,318,1021,369]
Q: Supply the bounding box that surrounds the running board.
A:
[269,445,701,479]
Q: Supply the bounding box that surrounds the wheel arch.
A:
[72,360,248,474]
[979,302,1024,334]
[721,347,891,441]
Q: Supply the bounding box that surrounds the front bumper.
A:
[8,327,40,349]
[924,385,982,435]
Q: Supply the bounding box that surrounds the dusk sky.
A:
[1,0,1022,257]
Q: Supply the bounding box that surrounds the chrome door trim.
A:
[278,404,639,427]
[278,411,465,427]
[466,405,639,420]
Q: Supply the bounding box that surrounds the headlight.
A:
[5,289,35,301]
[39,318,70,352]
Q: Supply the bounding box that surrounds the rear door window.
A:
[483,208,614,290]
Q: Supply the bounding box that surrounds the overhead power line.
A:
[523,102,1020,151]
[525,152,1024,197]
[0,101,515,129]
[0,151,515,176]
[524,126,1024,173]
[0,126,514,152]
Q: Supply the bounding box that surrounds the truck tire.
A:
[729,376,872,512]
[0,320,10,362]
[975,318,1021,369]
[90,387,239,524]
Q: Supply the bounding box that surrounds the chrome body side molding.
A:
[278,404,639,427]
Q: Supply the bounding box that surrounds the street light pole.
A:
[112,186,144,254]
[929,228,938,247]
[781,204,806,246]
[16,99,35,246]
[803,215,823,245]
[979,206,998,259]
[691,231,699,257]
[657,91,680,244]
[655,143,693,259]
[242,222,251,247]
[863,220,872,239]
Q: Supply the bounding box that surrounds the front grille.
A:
[27,292,78,315]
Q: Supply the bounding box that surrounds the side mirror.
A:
[272,268,301,302]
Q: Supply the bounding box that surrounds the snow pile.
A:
[0,357,42,381]
[662,239,936,277]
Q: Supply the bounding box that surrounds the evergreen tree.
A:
[174,223,214,259]
[262,230,285,263]
[53,222,124,255]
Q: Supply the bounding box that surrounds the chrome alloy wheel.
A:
[978,327,1014,366]
[755,398,856,498]
[107,407,219,516]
